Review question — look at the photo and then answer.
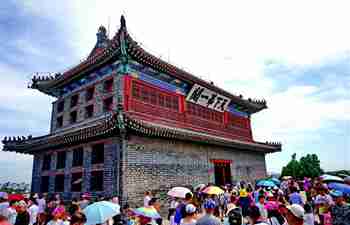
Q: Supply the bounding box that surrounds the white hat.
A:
[287,204,305,219]
[185,204,196,214]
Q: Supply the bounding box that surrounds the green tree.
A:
[281,153,301,178]
[299,154,323,178]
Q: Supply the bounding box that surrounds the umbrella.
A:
[320,174,344,183]
[328,183,350,195]
[194,184,206,191]
[0,192,8,199]
[202,186,224,195]
[269,177,281,185]
[257,180,276,187]
[167,187,192,198]
[8,194,24,201]
[83,201,120,225]
[132,207,161,219]
[344,176,350,185]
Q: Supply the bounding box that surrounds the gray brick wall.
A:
[123,135,266,207]
[31,154,42,193]
[50,68,124,133]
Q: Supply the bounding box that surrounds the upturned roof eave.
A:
[28,16,267,113]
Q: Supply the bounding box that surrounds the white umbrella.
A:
[167,187,192,198]
[320,174,344,183]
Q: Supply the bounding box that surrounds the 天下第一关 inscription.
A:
[186,84,231,112]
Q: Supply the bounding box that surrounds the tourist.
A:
[180,204,197,225]
[168,197,178,220]
[78,194,90,210]
[246,205,268,225]
[303,203,314,225]
[149,198,162,225]
[224,204,243,225]
[27,198,39,225]
[330,191,350,225]
[288,187,303,206]
[6,201,17,225]
[14,201,30,225]
[47,208,69,225]
[0,196,9,217]
[196,199,220,225]
[256,195,268,221]
[36,195,46,214]
[34,213,47,225]
[70,212,86,225]
[143,192,152,207]
[0,215,11,225]
[284,204,304,225]
[174,193,193,225]
[314,186,333,225]
[238,183,251,217]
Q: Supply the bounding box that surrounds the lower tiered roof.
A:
[2,110,281,154]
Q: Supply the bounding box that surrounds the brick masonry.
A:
[122,135,267,207]
[31,137,121,198]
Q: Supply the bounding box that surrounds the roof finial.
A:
[120,15,126,29]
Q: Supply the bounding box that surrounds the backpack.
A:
[174,203,185,224]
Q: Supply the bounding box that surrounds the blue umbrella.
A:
[328,182,350,195]
[269,178,281,185]
[257,180,276,187]
[83,201,120,225]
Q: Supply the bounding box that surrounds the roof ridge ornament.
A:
[120,15,126,29]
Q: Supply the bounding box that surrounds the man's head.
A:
[203,199,216,214]
[185,192,193,202]
[247,205,261,223]
[16,201,27,212]
[148,198,160,211]
[285,204,304,225]
[258,195,265,204]
[144,191,150,196]
[70,212,86,225]
[330,190,344,206]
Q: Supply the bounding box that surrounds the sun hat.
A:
[330,190,343,198]
[286,204,305,219]
[185,204,196,214]
[203,199,216,209]
[17,200,27,208]
[226,203,239,214]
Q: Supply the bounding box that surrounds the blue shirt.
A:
[289,192,303,205]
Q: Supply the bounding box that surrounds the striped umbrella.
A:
[132,207,161,219]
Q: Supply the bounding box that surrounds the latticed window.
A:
[55,174,64,192]
[56,151,66,169]
[57,101,64,113]
[187,102,223,123]
[72,148,84,167]
[104,78,113,92]
[71,94,79,108]
[228,113,249,129]
[41,176,49,193]
[42,154,51,171]
[90,170,103,191]
[132,81,179,111]
[71,172,83,192]
[86,87,95,101]
[91,144,104,164]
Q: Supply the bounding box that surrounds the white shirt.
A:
[28,204,39,225]
[7,207,17,225]
[37,198,46,213]
[47,219,70,225]
[144,196,151,207]
[0,202,9,217]
[304,213,315,225]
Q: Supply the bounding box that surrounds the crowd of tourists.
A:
[0,176,349,225]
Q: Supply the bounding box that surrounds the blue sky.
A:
[0,0,349,183]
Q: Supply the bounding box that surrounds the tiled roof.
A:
[2,111,281,154]
[29,15,267,113]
